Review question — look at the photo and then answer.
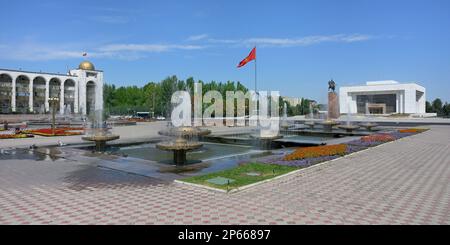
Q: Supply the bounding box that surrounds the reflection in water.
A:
[62,165,167,191]
[0,148,61,161]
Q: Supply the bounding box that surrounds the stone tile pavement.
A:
[0,126,449,224]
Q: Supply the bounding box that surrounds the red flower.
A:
[284,144,347,161]
[361,134,395,143]
[24,127,84,137]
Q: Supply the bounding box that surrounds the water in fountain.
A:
[155,85,213,165]
[337,102,361,132]
[280,102,289,133]
[82,109,119,151]
[309,102,314,119]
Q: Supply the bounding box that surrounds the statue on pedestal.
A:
[328,79,336,93]
[327,79,339,119]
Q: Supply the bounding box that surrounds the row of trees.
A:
[103,75,314,118]
[426,98,450,117]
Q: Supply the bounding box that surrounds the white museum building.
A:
[339,80,426,115]
[0,61,103,115]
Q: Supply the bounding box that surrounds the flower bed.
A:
[23,127,83,137]
[0,134,34,139]
[361,134,396,143]
[283,144,347,161]
[259,143,366,168]
[259,128,429,168]
[347,133,403,148]
[398,128,428,133]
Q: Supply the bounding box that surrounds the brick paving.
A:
[0,126,449,224]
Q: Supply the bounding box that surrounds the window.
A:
[356,94,396,114]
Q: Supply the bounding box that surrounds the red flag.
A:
[237,47,256,68]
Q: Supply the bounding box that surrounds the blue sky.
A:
[1,0,449,103]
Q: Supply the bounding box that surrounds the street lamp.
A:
[48,97,59,135]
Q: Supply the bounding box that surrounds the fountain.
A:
[319,119,340,132]
[304,121,315,130]
[82,109,120,151]
[338,102,360,133]
[280,102,290,132]
[252,132,282,150]
[338,123,360,133]
[309,102,314,119]
[359,122,378,131]
[156,126,211,165]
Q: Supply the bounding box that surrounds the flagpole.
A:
[254,46,258,119]
[254,46,257,92]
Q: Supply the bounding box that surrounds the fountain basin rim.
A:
[318,121,340,126]
[359,123,379,127]
[158,126,212,137]
[250,135,283,140]
[337,125,361,130]
[82,135,120,142]
[156,141,203,151]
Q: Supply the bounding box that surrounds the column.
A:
[29,78,34,113]
[74,80,79,114]
[45,80,49,113]
[399,92,404,114]
[80,81,86,115]
[59,81,64,115]
[395,92,399,113]
[11,76,16,112]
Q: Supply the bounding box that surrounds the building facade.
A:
[0,61,103,115]
[339,80,426,115]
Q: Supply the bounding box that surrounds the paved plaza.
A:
[0,125,449,224]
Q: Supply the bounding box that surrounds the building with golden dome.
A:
[0,61,104,115]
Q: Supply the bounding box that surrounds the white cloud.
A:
[187,34,209,41]
[99,44,204,53]
[0,34,374,61]
[0,42,205,61]
[203,34,373,47]
[90,15,131,24]
[207,38,240,44]
[0,43,84,61]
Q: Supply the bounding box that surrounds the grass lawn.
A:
[181,162,298,191]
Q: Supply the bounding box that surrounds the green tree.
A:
[432,98,443,115]
[442,102,450,117]
[425,101,433,113]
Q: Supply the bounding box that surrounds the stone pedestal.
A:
[173,150,187,165]
[328,92,340,119]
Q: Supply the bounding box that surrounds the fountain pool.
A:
[112,142,258,164]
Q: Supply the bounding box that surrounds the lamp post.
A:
[48,97,59,135]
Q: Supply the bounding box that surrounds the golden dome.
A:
[78,61,95,71]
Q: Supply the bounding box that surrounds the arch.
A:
[33,76,46,113]
[49,78,61,112]
[86,81,96,115]
[64,79,76,114]
[0,73,13,113]
[15,75,31,113]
